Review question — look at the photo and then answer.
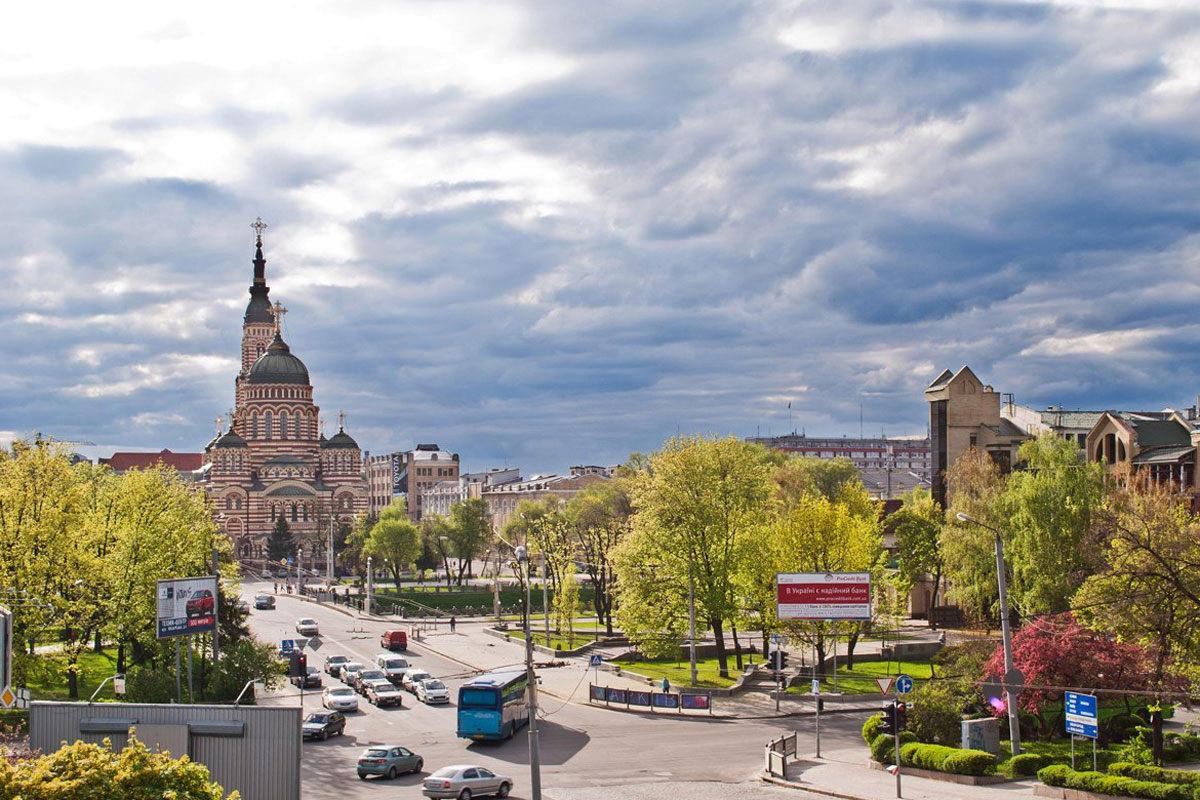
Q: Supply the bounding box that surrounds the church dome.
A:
[323,430,360,450]
[247,333,309,385]
[215,429,248,449]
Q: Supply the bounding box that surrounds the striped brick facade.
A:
[205,227,368,567]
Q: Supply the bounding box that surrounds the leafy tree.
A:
[364,511,421,588]
[1000,434,1105,615]
[209,639,286,701]
[265,516,295,563]
[771,456,862,507]
[567,477,632,634]
[447,498,492,585]
[616,436,770,678]
[941,448,1006,624]
[0,734,239,799]
[420,514,454,585]
[891,487,946,624]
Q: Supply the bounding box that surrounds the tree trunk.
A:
[712,617,729,678]
[731,623,743,670]
[67,664,78,700]
[846,626,861,669]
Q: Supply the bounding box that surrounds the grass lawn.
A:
[26,648,120,701]
[793,658,936,694]
[615,655,751,689]
[504,626,617,650]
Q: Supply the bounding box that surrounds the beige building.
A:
[1086,410,1195,488]
[364,445,461,522]
[483,466,609,532]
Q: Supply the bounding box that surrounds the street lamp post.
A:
[956,512,1022,756]
[297,547,304,595]
[366,556,373,616]
[327,517,335,585]
[688,562,698,687]
[515,546,542,800]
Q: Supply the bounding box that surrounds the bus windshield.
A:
[459,687,499,707]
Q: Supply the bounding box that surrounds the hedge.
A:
[897,742,996,776]
[1037,765,1193,800]
[862,713,883,745]
[869,731,918,765]
[1006,753,1052,777]
[1110,762,1200,787]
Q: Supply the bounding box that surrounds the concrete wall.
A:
[30,701,301,800]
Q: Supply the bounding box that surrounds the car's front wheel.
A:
[497,783,510,798]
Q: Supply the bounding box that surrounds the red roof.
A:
[101,449,203,472]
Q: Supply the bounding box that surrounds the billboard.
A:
[157,576,218,638]
[777,572,871,620]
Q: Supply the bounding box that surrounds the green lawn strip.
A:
[26,648,121,701]
[615,656,742,689]
[790,658,935,694]
[504,628,614,650]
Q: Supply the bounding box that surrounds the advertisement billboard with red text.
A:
[157,576,218,638]
[776,572,872,620]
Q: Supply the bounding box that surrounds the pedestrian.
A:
[273,582,278,593]
[661,676,670,694]
[449,616,456,633]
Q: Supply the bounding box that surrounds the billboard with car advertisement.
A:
[776,572,872,620]
[157,577,218,638]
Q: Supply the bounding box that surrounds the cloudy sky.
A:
[3,1,1200,473]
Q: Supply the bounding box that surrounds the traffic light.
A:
[769,650,790,670]
[780,650,789,669]
[289,651,307,678]
[879,701,897,735]
[895,701,908,731]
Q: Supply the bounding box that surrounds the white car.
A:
[296,618,320,636]
[415,678,450,705]
[322,686,359,712]
[323,654,350,675]
[422,765,512,799]
[402,669,432,693]
[374,653,411,684]
[339,662,365,684]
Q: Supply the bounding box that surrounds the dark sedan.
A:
[302,711,346,741]
[291,665,322,689]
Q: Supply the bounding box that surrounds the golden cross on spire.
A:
[215,416,223,436]
[270,300,288,333]
[320,417,327,437]
[338,409,346,431]
[227,408,236,430]
[251,216,268,244]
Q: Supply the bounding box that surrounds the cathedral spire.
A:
[251,217,268,286]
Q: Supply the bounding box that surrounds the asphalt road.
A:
[243,583,864,800]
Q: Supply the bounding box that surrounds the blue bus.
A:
[456,668,530,741]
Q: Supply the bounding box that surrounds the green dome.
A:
[247,334,309,385]
[322,430,360,450]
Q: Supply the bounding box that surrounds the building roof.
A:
[215,430,248,449]
[1037,409,1106,430]
[264,484,317,496]
[101,449,203,472]
[262,455,307,466]
[1131,445,1196,465]
[323,430,360,450]
[1126,418,1190,448]
[247,333,310,385]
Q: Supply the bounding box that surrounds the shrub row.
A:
[898,742,996,776]
[1111,762,1200,787]
[862,713,883,745]
[1005,752,1053,777]
[869,731,918,764]
[1037,765,1193,800]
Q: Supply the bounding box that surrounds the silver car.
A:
[322,686,359,712]
[415,678,450,705]
[296,617,320,636]
[422,765,512,799]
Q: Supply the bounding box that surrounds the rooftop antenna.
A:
[860,402,864,439]
[788,400,793,435]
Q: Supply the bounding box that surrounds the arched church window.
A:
[265,411,273,439]
[294,413,302,439]
[225,497,232,509]
[302,505,309,521]
[270,505,277,522]
[280,411,288,440]
[235,496,242,509]
[252,411,259,439]
[291,504,298,522]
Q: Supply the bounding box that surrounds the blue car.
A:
[357,745,423,780]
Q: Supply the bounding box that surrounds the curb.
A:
[761,772,869,800]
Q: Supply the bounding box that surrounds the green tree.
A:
[420,514,454,585]
[364,509,421,588]
[265,517,295,563]
[771,456,863,507]
[447,498,492,585]
[891,487,946,624]
[1000,434,1105,615]
[941,448,1006,625]
[567,477,632,634]
[616,436,770,678]
[209,639,286,701]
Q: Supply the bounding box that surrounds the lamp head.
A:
[955,512,971,523]
[515,545,528,563]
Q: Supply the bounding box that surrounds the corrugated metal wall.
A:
[30,702,301,800]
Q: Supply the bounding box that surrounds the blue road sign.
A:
[589,654,604,667]
[1065,691,1099,739]
[896,674,914,694]
[280,639,295,655]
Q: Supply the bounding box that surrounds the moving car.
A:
[380,629,408,651]
[291,665,322,689]
[302,711,346,740]
[186,589,214,618]
[296,618,320,636]
[354,669,388,695]
[374,654,411,685]
[365,679,404,708]
[323,654,349,675]
[338,662,366,684]
[422,765,511,799]
[415,678,450,705]
[235,599,250,614]
[254,594,275,610]
[402,669,432,693]
[357,745,423,781]
[322,686,359,712]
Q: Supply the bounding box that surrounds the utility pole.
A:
[688,562,698,687]
[516,546,542,800]
[366,556,373,616]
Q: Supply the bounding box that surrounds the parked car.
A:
[235,599,250,614]
[357,745,423,781]
[322,686,359,712]
[422,765,511,798]
[291,665,322,689]
[415,678,450,705]
[338,662,365,684]
[296,618,320,636]
[375,654,411,685]
[380,629,408,651]
[353,669,389,695]
[186,589,214,618]
[254,594,275,610]
[365,679,404,707]
[302,710,346,740]
[323,654,350,675]
[402,669,432,693]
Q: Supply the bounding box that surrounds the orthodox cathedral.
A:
[204,219,368,565]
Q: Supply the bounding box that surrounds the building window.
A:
[252,411,259,439]
[295,414,302,439]
[280,411,288,440]
[265,411,273,439]
[270,505,277,522]
[969,434,978,448]
[291,504,298,522]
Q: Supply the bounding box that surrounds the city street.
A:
[243,583,861,799]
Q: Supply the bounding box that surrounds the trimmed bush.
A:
[1006,753,1052,777]
[942,750,997,776]
[894,741,994,775]
[870,731,918,764]
[862,713,883,745]
[1110,762,1200,787]
[1036,764,1191,800]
